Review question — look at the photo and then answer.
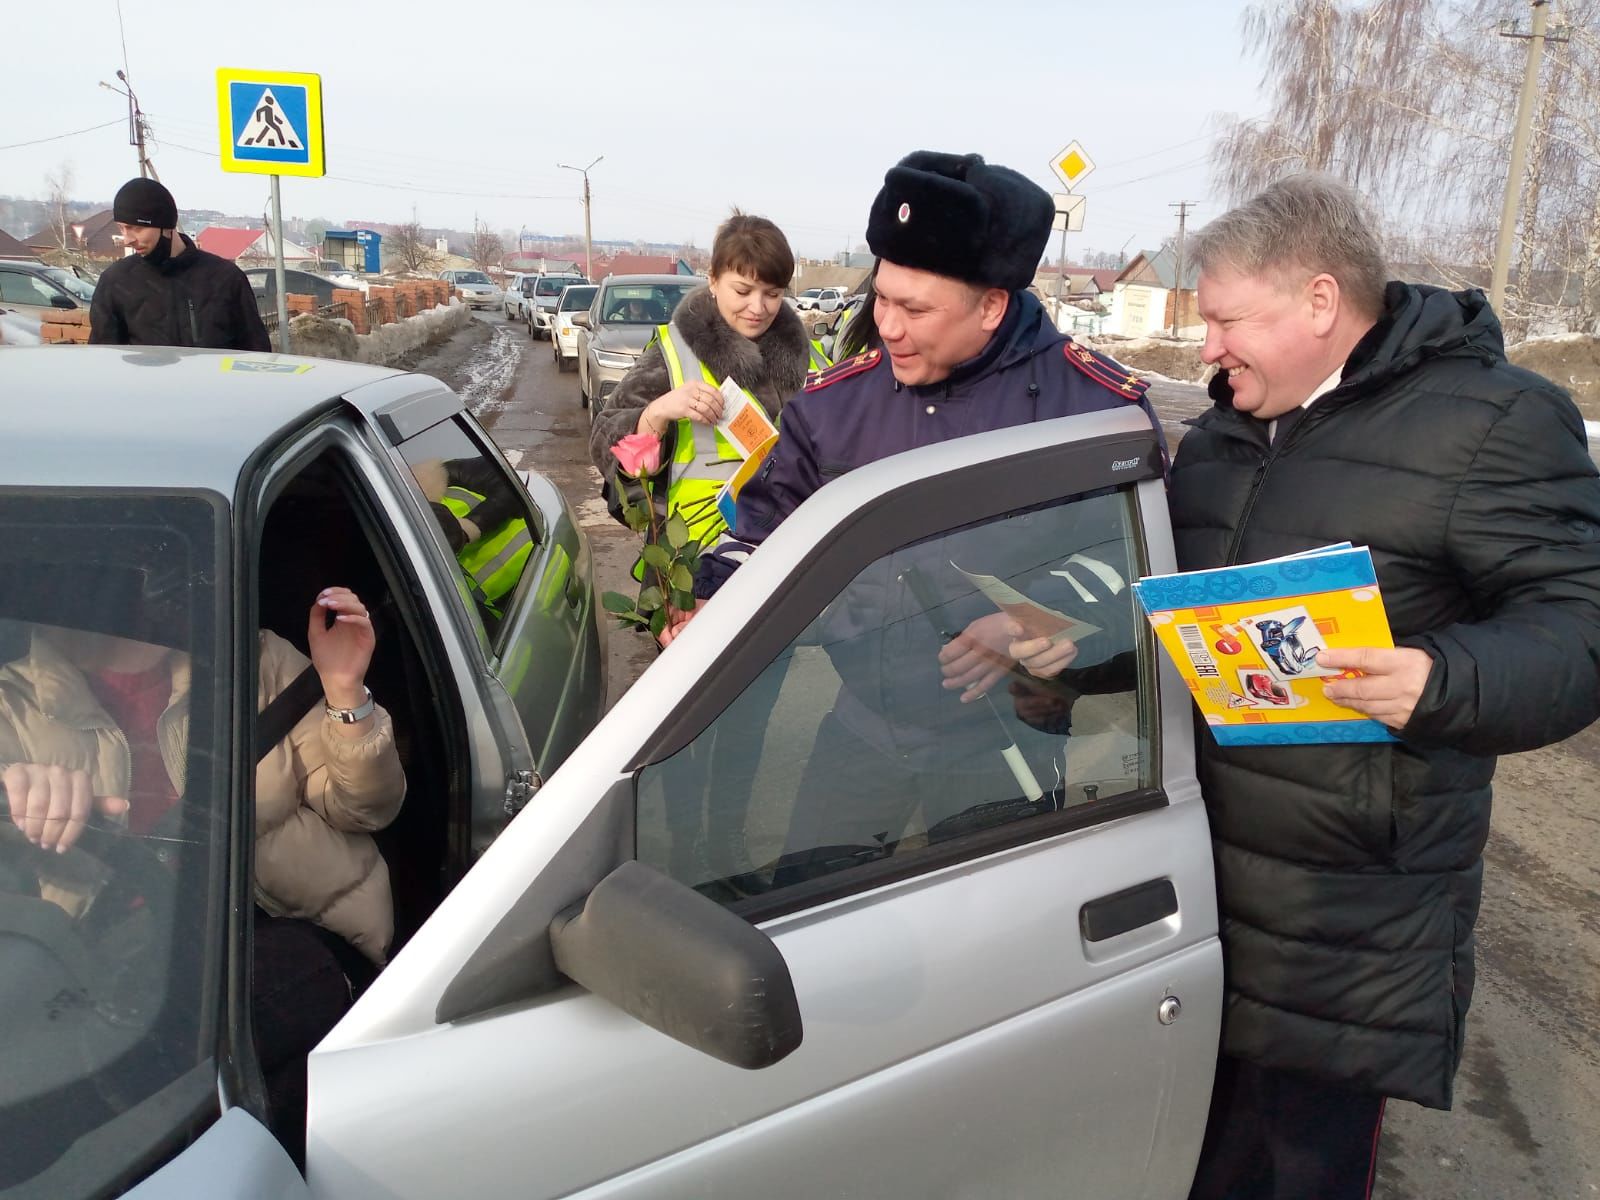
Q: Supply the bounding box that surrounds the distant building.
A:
[601,254,696,279]
[324,228,382,273]
[24,210,122,261]
[502,254,585,276]
[0,227,38,260]
[194,226,316,265]
[1107,248,1200,337]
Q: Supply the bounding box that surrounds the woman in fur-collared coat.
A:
[588,211,819,528]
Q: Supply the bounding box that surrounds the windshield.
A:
[456,271,491,285]
[599,282,697,324]
[41,267,95,302]
[536,276,584,296]
[0,491,225,1197]
[559,285,596,312]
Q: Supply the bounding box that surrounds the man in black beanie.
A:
[90,178,270,351]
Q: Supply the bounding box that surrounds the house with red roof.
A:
[601,253,695,279]
[194,226,316,264]
[23,210,122,261]
[0,228,38,260]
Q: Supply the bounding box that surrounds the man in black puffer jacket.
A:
[89,178,270,352]
[1174,174,1600,1200]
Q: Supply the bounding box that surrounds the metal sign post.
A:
[216,68,326,352]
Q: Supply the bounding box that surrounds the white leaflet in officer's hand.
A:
[714,376,777,459]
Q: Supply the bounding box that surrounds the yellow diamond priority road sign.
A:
[1050,141,1095,192]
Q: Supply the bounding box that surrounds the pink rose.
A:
[611,432,663,478]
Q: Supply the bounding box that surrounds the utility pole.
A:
[557,155,603,280]
[1169,201,1197,337]
[99,70,158,180]
[1490,1,1567,313]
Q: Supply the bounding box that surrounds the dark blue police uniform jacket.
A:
[697,289,1164,598]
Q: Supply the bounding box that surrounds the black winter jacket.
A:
[89,235,270,351]
[1170,282,1600,1108]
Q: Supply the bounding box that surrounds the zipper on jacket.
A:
[187,300,200,346]
[1222,407,1327,565]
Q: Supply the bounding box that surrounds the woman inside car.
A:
[588,210,826,557]
[0,585,405,1164]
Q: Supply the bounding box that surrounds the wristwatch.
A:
[325,686,375,724]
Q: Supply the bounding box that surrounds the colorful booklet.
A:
[714,376,778,459]
[714,434,777,531]
[1131,544,1398,745]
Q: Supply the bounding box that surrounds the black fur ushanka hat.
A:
[866,151,1053,291]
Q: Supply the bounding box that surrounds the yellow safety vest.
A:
[651,325,830,551]
[440,486,533,614]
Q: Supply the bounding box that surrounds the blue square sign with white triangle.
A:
[216,68,324,177]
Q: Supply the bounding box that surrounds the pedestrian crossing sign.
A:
[216,68,324,177]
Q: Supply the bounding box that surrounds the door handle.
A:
[1079,878,1178,943]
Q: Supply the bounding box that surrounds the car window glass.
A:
[535,276,582,296]
[637,488,1153,905]
[559,286,596,312]
[397,418,540,647]
[0,490,225,1196]
[42,267,94,302]
[0,269,57,305]
[601,283,696,324]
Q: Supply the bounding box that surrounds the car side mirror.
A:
[812,321,829,339]
[572,312,591,329]
[549,860,803,1070]
[50,294,76,309]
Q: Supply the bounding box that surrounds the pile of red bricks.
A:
[36,278,458,347]
[39,309,90,344]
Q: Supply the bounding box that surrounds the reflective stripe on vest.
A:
[439,485,530,610]
[459,518,533,608]
[656,324,767,546]
[808,340,830,372]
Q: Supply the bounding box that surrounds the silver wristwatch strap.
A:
[325,685,375,724]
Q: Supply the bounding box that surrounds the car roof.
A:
[0,346,429,494]
[0,259,62,274]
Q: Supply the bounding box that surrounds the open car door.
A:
[306,406,1221,1199]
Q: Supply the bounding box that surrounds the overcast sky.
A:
[3,0,1268,260]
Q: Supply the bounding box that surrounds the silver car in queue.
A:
[573,273,699,412]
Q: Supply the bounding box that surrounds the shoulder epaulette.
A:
[804,347,883,391]
[1063,339,1150,402]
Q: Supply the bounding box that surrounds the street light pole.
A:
[557,155,603,280]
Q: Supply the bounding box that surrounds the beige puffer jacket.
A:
[0,628,406,963]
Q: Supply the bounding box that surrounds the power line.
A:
[159,139,573,200]
[0,119,124,152]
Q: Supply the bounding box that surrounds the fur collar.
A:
[670,284,812,397]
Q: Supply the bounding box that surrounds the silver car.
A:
[22,393,1241,1197]
[574,274,699,410]
[0,345,612,1200]
[440,269,501,310]
[0,258,95,319]
[527,273,588,339]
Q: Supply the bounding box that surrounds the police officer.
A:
[670,149,1164,643]
[90,178,270,351]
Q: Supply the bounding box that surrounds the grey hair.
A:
[1189,174,1388,318]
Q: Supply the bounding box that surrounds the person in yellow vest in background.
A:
[411,458,533,625]
[589,210,828,581]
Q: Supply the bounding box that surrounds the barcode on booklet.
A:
[1178,623,1220,678]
